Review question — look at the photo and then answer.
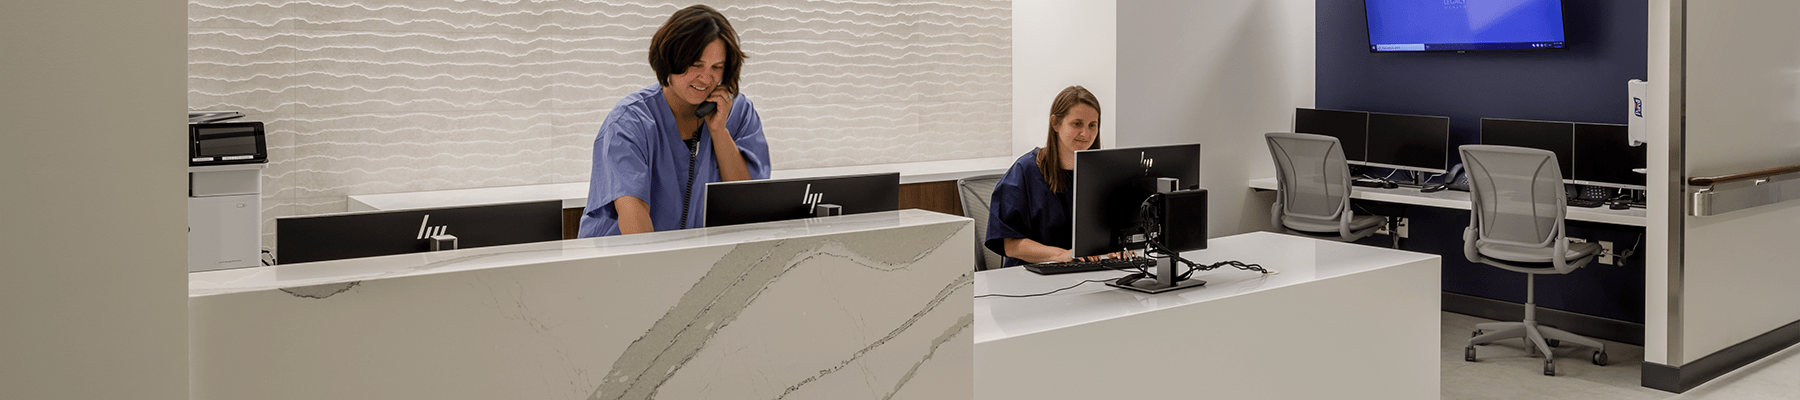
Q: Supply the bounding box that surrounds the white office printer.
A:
[188,112,267,272]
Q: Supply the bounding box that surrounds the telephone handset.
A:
[694,101,717,118]
[1444,163,1469,192]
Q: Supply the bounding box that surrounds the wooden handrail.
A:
[1687,165,1800,186]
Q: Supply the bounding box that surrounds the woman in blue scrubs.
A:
[985,86,1103,267]
[580,5,772,237]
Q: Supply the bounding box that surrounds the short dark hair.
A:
[648,5,747,95]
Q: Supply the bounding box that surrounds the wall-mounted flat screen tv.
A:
[1365,0,1566,52]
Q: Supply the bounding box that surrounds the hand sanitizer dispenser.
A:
[1628,79,1648,147]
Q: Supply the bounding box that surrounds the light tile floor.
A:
[1442,312,1800,399]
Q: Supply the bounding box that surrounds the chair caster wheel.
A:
[1593,351,1609,366]
[1465,346,1477,362]
[1548,339,1561,348]
[1544,360,1556,376]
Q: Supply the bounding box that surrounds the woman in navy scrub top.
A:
[985,86,1104,267]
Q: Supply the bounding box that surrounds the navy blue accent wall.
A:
[1319,1,1649,324]
[1318,0,1647,167]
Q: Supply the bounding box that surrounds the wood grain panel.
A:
[900,180,964,217]
[562,207,581,239]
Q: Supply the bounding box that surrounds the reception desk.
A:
[190,210,974,400]
[974,232,1442,399]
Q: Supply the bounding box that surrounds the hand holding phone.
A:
[694,101,717,119]
[697,86,733,128]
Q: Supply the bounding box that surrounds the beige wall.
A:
[1012,0,1117,158]
[1116,0,1316,237]
[1669,1,1800,365]
[0,1,189,399]
[187,0,1015,248]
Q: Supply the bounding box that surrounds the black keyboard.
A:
[1567,198,1607,208]
[1025,258,1158,275]
[1352,179,1388,188]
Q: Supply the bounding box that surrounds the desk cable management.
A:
[977,195,1276,299]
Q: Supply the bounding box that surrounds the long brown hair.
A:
[648,5,747,96]
[1036,85,1102,194]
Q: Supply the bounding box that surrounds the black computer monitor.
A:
[276,200,563,265]
[1364,112,1451,174]
[1480,118,1575,180]
[1294,108,1370,164]
[702,172,900,228]
[1571,123,1647,189]
[1071,144,1204,258]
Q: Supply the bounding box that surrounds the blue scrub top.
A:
[985,149,1074,267]
[579,84,772,237]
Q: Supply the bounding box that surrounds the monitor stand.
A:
[1106,256,1206,294]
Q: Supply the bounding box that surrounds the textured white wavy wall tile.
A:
[189,0,1012,249]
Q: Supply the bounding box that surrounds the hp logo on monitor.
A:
[416,215,448,239]
[802,184,825,213]
[1140,152,1155,170]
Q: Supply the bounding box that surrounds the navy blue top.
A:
[985,149,1074,268]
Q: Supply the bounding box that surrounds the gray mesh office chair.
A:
[956,173,1006,271]
[1265,132,1390,245]
[1458,145,1607,376]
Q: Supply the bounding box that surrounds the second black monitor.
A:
[276,200,563,265]
[1364,112,1451,174]
[1481,119,1645,189]
[1480,118,1575,179]
[1572,123,1647,188]
[1293,108,1369,163]
[703,172,900,228]
[1072,143,1204,258]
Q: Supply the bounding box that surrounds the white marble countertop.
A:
[347,156,1014,212]
[972,232,1440,343]
[1248,177,1647,227]
[191,209,971,297]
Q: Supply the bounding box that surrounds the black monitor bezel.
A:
[275,199,563,265]
[1071,143,1204,259]
[702,172,900,228]
[1571,122,1647,190]
[1478,117,1577,182]
[1363,112,1451,174]
[1294,108,1371,165]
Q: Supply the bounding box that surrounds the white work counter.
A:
[190,209,975,400]
[347,156,1013,212]
[974,232,1441,399]
[1249,177,1647,227]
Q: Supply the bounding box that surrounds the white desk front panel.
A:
[191,210,974,400]
[975,232,1441,399]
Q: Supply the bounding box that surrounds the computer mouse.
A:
[1609,202,1630,210]
[1381,181,1399,189]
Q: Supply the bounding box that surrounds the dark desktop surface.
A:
[703,172,899,228]
[276,200,563,265]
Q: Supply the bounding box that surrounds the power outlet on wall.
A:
[1568,238,1617,266]
[1375,217,1409,238]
